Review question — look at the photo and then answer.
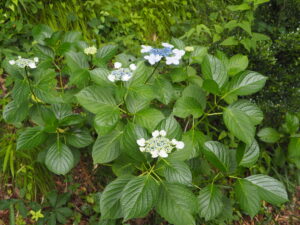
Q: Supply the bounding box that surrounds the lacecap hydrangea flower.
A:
[137,130,185,158]
[107,62,137,82]
[9,56,39,69]
[84,46,97,55]
[141,42,185,65]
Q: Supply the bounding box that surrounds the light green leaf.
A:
[163,159,192,186]
[220,36,239,46]
[45,142,74,175]
[135,108,165,132]
[121,123,147,161]
[203,141,230,172]
[257,127,281,143]
[65,51,89,69]
[227,71,267,96]
[3,100,28,124]
[246,174,288,205]
[90,68,111,86]
[227,3,251,11]
[120,176,159,220]
[239,140,260,167]
[153,77,175,104]
[157,116,182,140]
[198,184,224,221]
[228,54,249,76]
[66,129,93,148]
[96,45,118,62]
[76,85,116,114]
[223,107,255,145]
[283,113,299,134]
[17,127,46,150]
[94,107,120,135]
[190,46,208,64]
[92,128,123,164]
[100,176,132,219]
[235,179,260,217]
[173,97,203,119]
[231,100,263,125]
[156,182,198,225]
[201,54,228,88]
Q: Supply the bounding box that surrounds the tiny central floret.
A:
[107,62,137,82]
[9,56,39,69]
[137,130,185,158]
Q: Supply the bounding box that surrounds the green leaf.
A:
[220,36,239,46]
[96,45,118,63]
[32,24,53,44]
[230,100,263,125]
[163,159,192,186]
[173,97,203,118]
[170,130,207,161]
[121,123,147,161]
[246,174,288,205]
[228,54,248,76]
[3,101,28,124]
[45,142,74,175]
[198,184,224,221]
[202,79,219,94]
[76,85,117,114]
[257,127,281,143]
[283,113,299,134]
[288,137,300,169]
[126,62,152,87]
[66,129,93,148]
[156,182,198,225]
[90,68,111,86]
[94,107,120,135]
[17,127,46,150]
[153,77,175,104]
[227,3,251,11]
[120,176,159,220]
[135,108,165,132]
[100,176,132,219]
[12,79,30,104]
[203,141,230,172]
[201,55,228,88]
[125,85,155,114]
[190,46,208,64]
[65,51,89,69]
[227,71,267,96]
[223,107,255,145]
[169,67,188,83]
[239,140,260,167]
[235,179,260,217]
[92,128,123,164]
[182,84,206,110]
[157,116,182,140]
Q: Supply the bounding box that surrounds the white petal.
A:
[159,130,166,136]
[121,74,131,81]
[9,60,15,65]
[158,150,168,158]
[137,138,145,146]
[162,42,174,49]
[173,49,185,58]
[129,64,137,71]
[139,147,146,152]
[114,62,122,69]
[28,62,36,68]
[34,57,39,62]
[151,150,159,158]
[141,45,152,53]
[108,74,116,82]
[166,56,179,65]
[152,130,160,138]
[171,139,178,145]
[145,54,160,65]
[176,141,185,149]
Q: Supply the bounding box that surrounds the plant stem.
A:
[145,61,160,84]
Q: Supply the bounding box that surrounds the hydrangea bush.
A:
[2,27,288,224]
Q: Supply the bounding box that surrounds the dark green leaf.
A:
[17,127,46,150]
[66,129,93,148]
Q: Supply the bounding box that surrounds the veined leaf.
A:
[257,127,281,143]
[66,129,93,148]
[156,182,198,225]
[163,159,192,186]
[235,179,260,217]
[157,116,182,140]
[231,100,263,125]
[17,127,46,150]
[135,108,165,132]
[203,141,230,172]
[120,176,159,220]
[198,184,224,221]
[100,176,132,219]
[288,137,300,169]
[94,107,120,135]
[45,142,74,175]
[239,140,260,167]
[246,174,288,205]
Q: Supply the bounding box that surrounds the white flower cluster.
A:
[137,130,184,158]
[107,62,137,82]
[141,43,185,65]
[84,46,97,55]
[9,56,39,69]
